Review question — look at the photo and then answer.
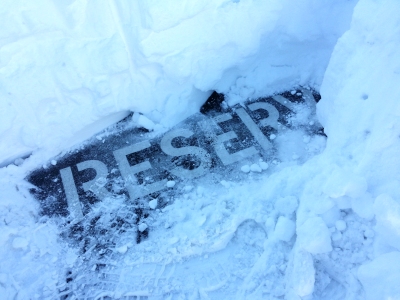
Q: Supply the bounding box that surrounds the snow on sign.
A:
[27,88,323,247]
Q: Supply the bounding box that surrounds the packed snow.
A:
[1,0,400,299]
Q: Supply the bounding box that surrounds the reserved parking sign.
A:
[28,88,322,245]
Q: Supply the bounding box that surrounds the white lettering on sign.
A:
[272,95,296,111]
[60,160,110,222]
[160,128,211,178]
[56,94,310,219]
[211,113,257,165]
[59,167,84,221]
[77,160,110,199]
[113,140,166,200]
[235,107,272,152]
[248,102,280,130]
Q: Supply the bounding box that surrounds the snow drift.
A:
[0,0,354,166]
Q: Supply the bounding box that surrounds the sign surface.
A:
[28,88,323,247]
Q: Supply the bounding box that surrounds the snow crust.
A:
[1,0,400,298]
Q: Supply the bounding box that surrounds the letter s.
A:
[160,128,211,179]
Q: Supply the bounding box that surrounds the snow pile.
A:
[1,0,400,299]
[316,1,400,298]
[0,176,62,298]
[0,0,354,166]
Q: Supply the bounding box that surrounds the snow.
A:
[242,162,268,173]
[132,112,156,131]
[259,161,269,170]
[358,252,400,300]
[373,194,400,251]
[1,0,400,298]
[335,220,347,232]
[12,237,29,250]
[275,196,298,216]
[148,199,158,210]
[138,223,148,233]
[288,249,315,297]
[274,216,296,242]
[249,163,262,173]
[166,180,176,188]
[351,193,374,220]
[240,164,250,173]
[297,217,333,254]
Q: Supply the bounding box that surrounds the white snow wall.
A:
[318,1,400,298]
[0,0,356,166]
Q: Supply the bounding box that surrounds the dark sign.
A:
[27,88,323,247]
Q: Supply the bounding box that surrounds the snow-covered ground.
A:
[1,0,400,299]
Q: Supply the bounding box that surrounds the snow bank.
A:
[316,0,400,298]
[319,0,400,248]
[0,0,355,166]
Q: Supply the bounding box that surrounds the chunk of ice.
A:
[149,199,158,209]
[274,216,295,242]
[138,223,148,232]
[250,164,262,172]
[259,161,269,170]
[166,181,176,188]
[241,165,250,173]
